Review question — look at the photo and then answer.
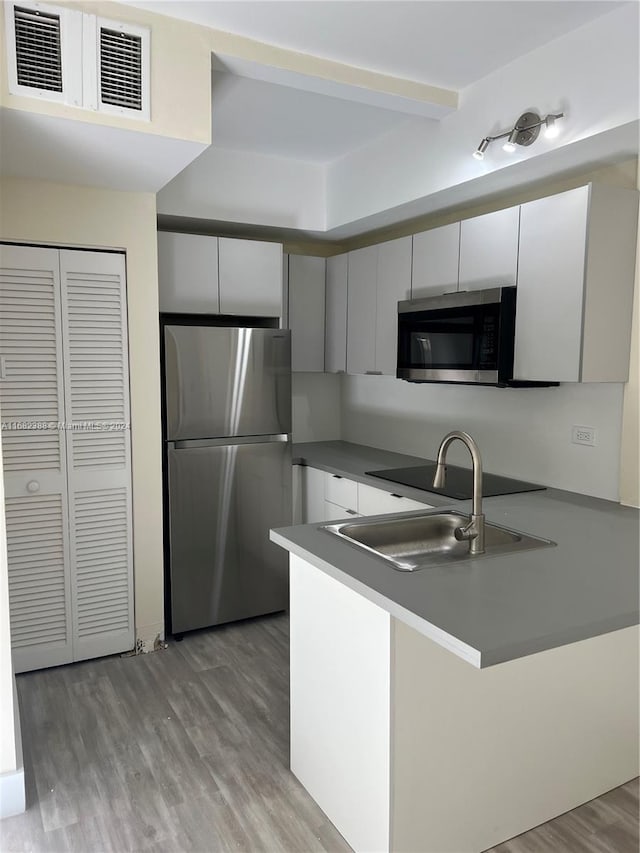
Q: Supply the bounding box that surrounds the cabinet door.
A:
[302,466,327,523]
[325,473,358,512]
[412,223,460,298]
[218,237,283,317]
[0,245,73,673]
[157,232,219,314]
[292,464,303,524]
[458,207,520,291]
[346,246,377,375]
[325,500,360,521]
[325,253,348,373]
[376,237,412,375]
[514,188,588,382]
[59,250,134,662]
[288,255,325,372]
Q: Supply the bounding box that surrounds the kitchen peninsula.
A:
[272,441,639,853]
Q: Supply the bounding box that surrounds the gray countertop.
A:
[272,441,639,668]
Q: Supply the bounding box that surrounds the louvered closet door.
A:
[59,250,134,661]
[0,244,73,673]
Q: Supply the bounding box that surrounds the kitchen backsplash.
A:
[292,373,342,443]
[340,376,625,501]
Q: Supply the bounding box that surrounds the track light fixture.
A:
[473,111,564,160]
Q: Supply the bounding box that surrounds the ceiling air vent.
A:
[4,3,150,118]
[99,26,142,111]
[97,19,150,119]
[13,4,62,92]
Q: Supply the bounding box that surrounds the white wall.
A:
[292,373,341,443]
[326,3,639,231]
[0,416,25,817]
[158,146,326,231]
[341,376,625,501]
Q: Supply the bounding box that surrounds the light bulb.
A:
[544,115,559,138]
[473,138,489,160]
[503,128,519,153]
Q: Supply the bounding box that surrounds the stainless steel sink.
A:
[323,510,555,572]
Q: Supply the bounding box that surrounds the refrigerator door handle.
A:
[168,434,290,450]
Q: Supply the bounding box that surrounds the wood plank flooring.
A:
[1,612,637,853]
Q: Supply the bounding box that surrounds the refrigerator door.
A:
[164,325,291,441]
[167,437,291,633]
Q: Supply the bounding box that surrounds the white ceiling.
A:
[128,1,621,89]
[211,71,414,163]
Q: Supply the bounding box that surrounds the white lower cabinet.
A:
[325,473,358,511]
[290,554,391,852]
[290,551,640,853]
[325,500,360,520]
[0,244,134,673]
[300,466,328,523]
[358,482,427,515]
[300,466,432,524]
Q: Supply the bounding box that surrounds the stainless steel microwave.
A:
[397,287,555,387]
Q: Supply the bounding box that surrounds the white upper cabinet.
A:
[288,255,326,372]
[347,245,378,375]
[458,207,520,291]
[376,237,412,375]
[514,184,639,383]
[218,237,283,317]
[411,222,460,298]
[325,253,348,373]
[347,239,412,376]
[158,233,283,317]
[158,232,219,314]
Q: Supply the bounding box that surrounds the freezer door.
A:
[164,325,291,441]
[167,438,291,633]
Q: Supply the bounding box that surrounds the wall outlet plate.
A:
[572,425,597,446]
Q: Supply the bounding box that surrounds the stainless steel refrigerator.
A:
[163,324,292,635]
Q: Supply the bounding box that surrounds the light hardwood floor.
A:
[1,613,637,853]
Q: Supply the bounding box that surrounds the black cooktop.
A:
[365,462,545,501]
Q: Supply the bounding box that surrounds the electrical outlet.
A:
[572,425,597,446]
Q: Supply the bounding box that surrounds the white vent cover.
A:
[96,17,149,120]
[14,4,62,92]
[4,1,150,119]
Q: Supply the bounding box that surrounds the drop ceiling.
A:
[211,71,415,163]
[128,1,621,89]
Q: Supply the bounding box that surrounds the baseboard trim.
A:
[0,766,25,819]
[135,620,165,654]
[1,678,26,818]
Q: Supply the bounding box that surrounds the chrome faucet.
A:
[433,431,485,555]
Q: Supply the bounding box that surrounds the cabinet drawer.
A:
[325,474,358,511]
[325,500,360,521]
[358,483,430,516]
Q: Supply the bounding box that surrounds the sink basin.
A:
[322,510,555,571]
